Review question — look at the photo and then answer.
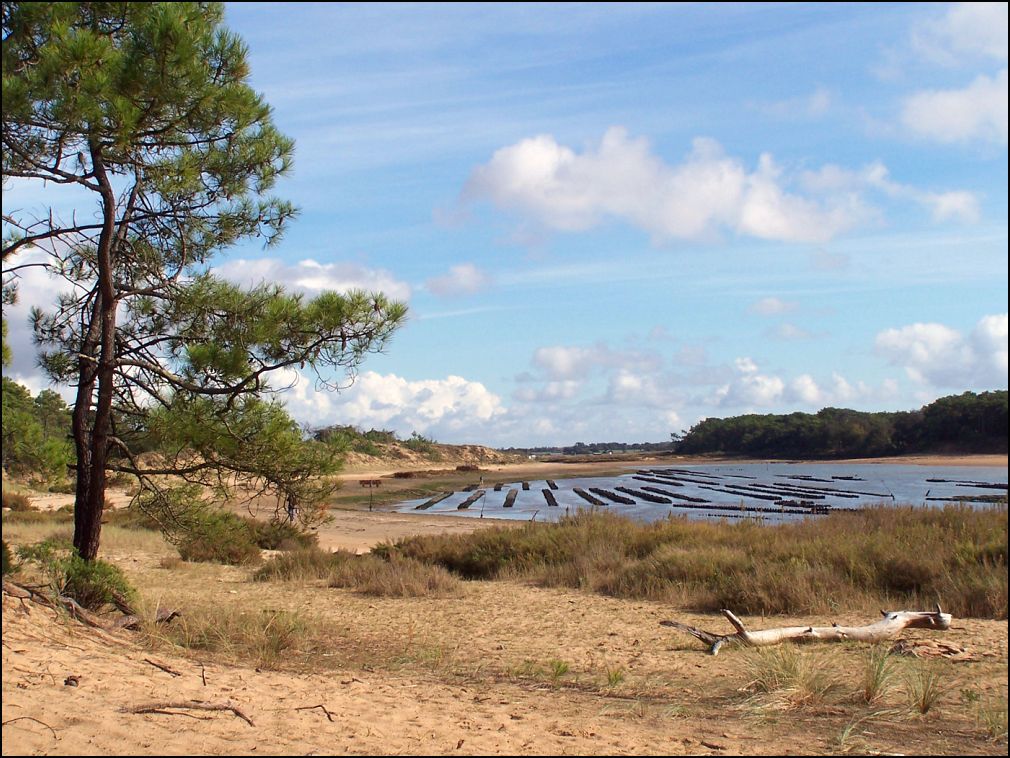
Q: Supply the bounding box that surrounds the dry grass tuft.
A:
[742,646,843,710]
[329,553,463,598]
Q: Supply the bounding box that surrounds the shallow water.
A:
[394,462,1008,524]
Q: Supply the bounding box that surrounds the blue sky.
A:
[5,2,1008,447]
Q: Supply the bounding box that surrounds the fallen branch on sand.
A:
[2,579,180,633]
[660,606,952,655]
[124,701,255,727]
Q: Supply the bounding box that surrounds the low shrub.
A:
[1,540,14,575]
[244,518,318,550]
[2,508,73,525]
[15,539,136,611]
[176,509,261,565]
[62,553,136,610]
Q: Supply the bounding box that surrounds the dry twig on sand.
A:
[124,701,255,727]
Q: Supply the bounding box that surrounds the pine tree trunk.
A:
[73,145,118,561]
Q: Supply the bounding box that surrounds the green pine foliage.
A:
[1,378,74,482]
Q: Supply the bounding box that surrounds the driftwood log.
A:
[661,605,952,655]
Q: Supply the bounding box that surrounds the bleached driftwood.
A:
[660,605,952,655]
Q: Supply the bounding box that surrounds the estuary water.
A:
[395,462,1008,525]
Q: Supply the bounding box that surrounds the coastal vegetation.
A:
[373,505,1007,618]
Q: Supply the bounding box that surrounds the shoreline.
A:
[337,452,1008,481]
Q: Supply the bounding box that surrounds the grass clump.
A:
[144,603,325,670]
[254,547,462,598]
[253,547,353,582]
[329,553,462,598]
[975,695,1008,743]
[1,540,14,575]
[859,645,897,704]
[743,646,842,709]
[2,491,34,511]
[904,660,949,714]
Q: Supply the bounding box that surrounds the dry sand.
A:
[3,453,1007,755]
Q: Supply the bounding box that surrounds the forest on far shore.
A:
[504,390,1007,460]
[674,390,1007,459]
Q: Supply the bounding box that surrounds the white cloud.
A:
[513,380,582,403]
[716,359,889,410]
[749,297,797,316]
[2,248,72,392]
[464,128,895,244]
[900,69,1008,145]
[874,314,1008,388]
[800,161,981,223]
[789,374,822,405]
[531,342,660,381]
[605,369,673,408]
[912,3,1008,65]
[715,370,785,408]
[424,263,491,297]
[214,257,412,301]
[278,369,506,440]
[898,5,1008,146]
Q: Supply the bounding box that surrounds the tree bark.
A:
[660,606,952,655]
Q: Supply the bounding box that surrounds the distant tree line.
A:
[675,390,1007,459]
[502,440,676,457]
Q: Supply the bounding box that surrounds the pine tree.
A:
[2,3,406,559]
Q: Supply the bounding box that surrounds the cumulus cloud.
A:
[900,69,1008,145]
[1,248,74,393]
[278,369,506,440]
[875,314,1008,388]
[463,129,898,244]
[715,359,889,410]
[899,5,1008,146]
[424,263,491,297]
[605,369,676,409]
[214,257,412,301]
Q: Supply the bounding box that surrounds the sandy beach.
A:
[3,452,1006,755]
